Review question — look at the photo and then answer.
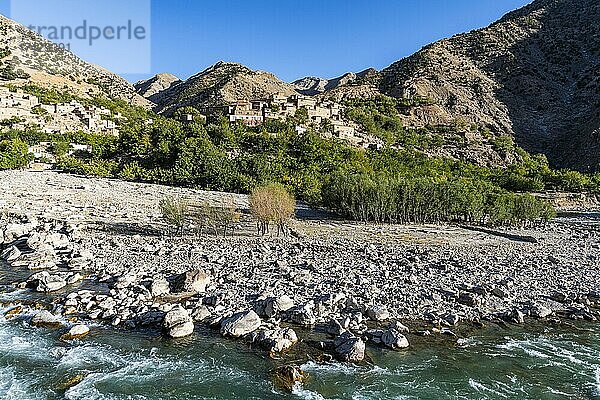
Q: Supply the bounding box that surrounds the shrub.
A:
[159,196,189,234]
[249,184,295,236]
[193,198,241,237]
[322,172,555,226]
[0,138,33,169]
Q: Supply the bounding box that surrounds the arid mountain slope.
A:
[379,0,600,171]
[148,62,297,114]
[0,14,151,108]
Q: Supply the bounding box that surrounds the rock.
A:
[264,295,295,318]
[492,286,509,299]
[287,306,316,326]
[389,321,410,333]
[221,310,261,337]
[334,332,365,362]
[2,223,33,243]
[163,305,194,338]
[367,304,390,321]
[443,313,460,326]
[326,319,345,336]
[176,269,211,294]
[31,310,61,328]
[272,365,306,392]
[381,328,410,350]
[504,309,525,324]
[251,327,298,353]
[1,245,21,262]
[191,305,211,322]
[150,278,170,297]
[27,271,67,292]
[458,292,481,307]
[61,324,90,340]
[67,273,83,285]
[530,304,553,319]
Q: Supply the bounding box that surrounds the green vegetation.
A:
[2,87,599,227]
[322,173,555,226]
[0,138,33,170]
[344,95,443,147]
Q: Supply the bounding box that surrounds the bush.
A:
[159,196,189,234]
[0,138,33,169]
[249,184,295,236]
[193,198,241,237]
[322,172,555,226]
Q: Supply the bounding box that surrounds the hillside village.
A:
[0,85,383,153]
[0,86,121,136]
[197,93,383,149]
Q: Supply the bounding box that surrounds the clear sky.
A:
[1,0,533,83]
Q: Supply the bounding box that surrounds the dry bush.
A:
[159,196,189,234]
[193,196,241,237]
[249,184,295,236]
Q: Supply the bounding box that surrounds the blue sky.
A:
[1,0,532,82]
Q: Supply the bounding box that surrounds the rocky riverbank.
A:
[1,170,599,369]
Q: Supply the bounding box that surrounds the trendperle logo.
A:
[26,20,147,49]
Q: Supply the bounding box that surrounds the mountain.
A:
[293,68,379,98]
[134,73,181,105]
[0,14,151,108]
[378,0,600,171]
[144,62,297,114]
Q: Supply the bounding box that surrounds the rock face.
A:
[220,310,262,337]
[377,0,600,171]
[163,305,194,338]
[0,15,151,107]
[145,62,297,114]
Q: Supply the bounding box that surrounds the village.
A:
[0,86,120,136]
[0,86,383,156]
[197,93,384,149]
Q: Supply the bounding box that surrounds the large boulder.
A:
[287,305,316,326]
[61,324,90,340]
[251,327,298,353]
[2,223,34,244]
[150,278,171,297]
[220,310,262,337]
[381,328,410,350]
[31,310,62,328]
[366,304,390,322]
[163,305,194,338]
[175,269,211,294]
[1,245,21,262]
[27,271,67,292]
[334,332,365,362]
[264,295,295,318]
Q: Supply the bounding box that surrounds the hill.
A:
[0,14,151,108]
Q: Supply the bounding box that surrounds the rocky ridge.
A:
[0,14,151,108]
[147,62,297,114]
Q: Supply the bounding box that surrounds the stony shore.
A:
[1,170,599,366]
